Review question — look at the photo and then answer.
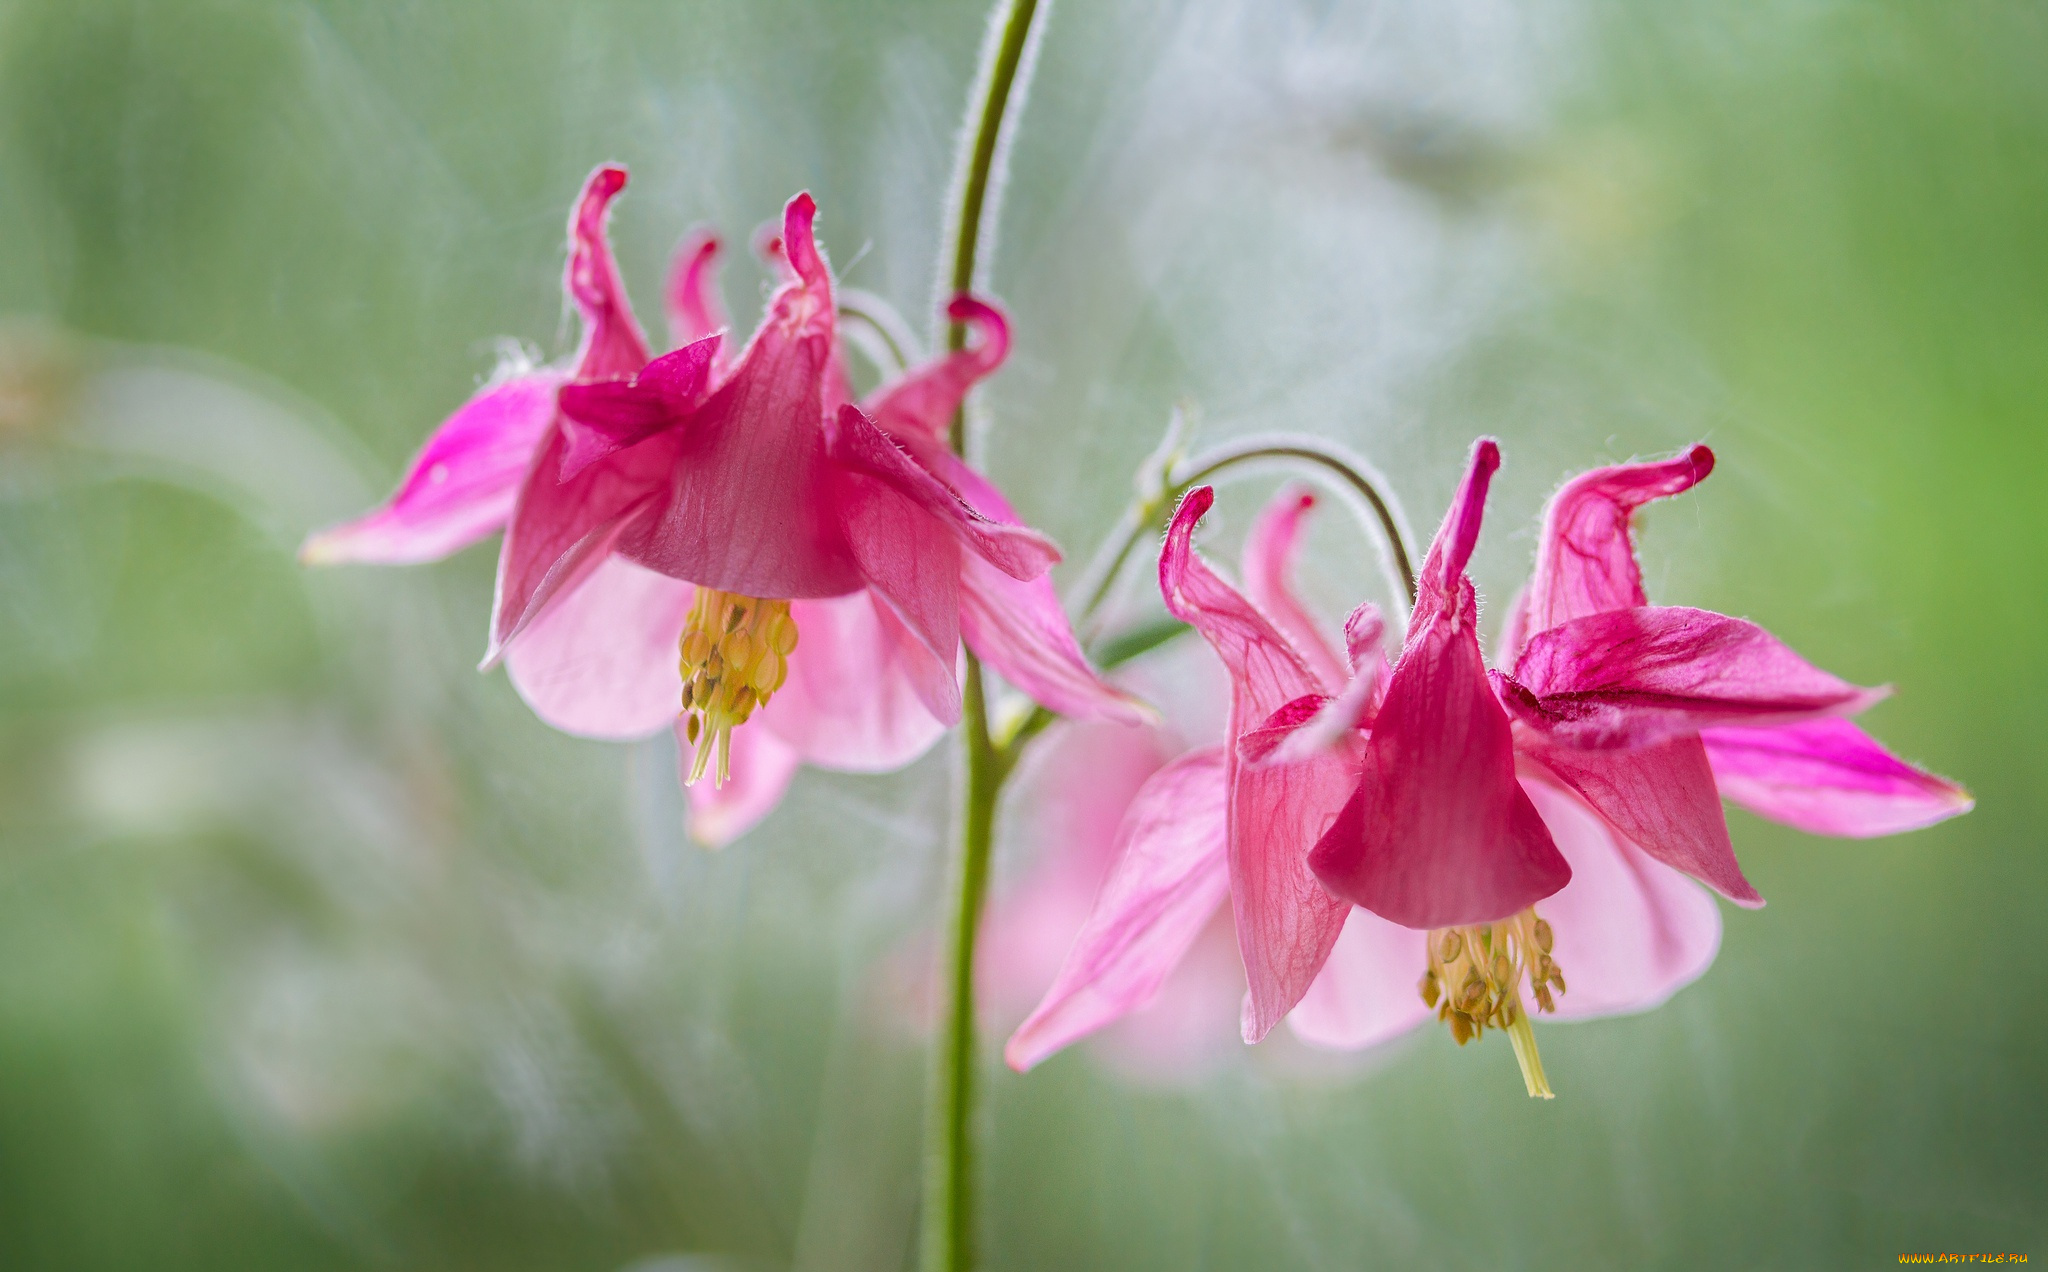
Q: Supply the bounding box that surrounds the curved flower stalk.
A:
[303,166,1136,844]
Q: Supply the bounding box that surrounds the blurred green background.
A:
[1,0,2041,1267]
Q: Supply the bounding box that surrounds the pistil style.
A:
[679,589,799,786]
[1417,908,1564,1098]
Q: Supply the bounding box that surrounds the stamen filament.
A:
[1421,906,1564,1099]
[678,588,797,787]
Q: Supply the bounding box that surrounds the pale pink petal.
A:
[961,555,1146,723]
[679,717,802,847]
[1309,441,1569,929]
[1502,605,1887,748]
[625,192,865,599]
[555,335,720,480]
[665,227,729,352]
[1241,484,1347,689]
[1520,735,1762,907]
[1523,445,1714,641]
[1286,909,1432,1051]
[1703,718,1974,838]
[753,591,950,771]
[860,295,1010,446]
[564,166,652,380]
[1520,775,1722,1019]
[1005,747,1233,1071]
[300,371,563,565]
[503,555,692,739]
[1159,487,1353,1042]
[826,404,1060,583]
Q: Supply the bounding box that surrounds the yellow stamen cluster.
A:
[1417,908,1566,1099]
[679,589,799,787]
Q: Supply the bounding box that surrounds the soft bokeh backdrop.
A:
[1,0,2041,1267]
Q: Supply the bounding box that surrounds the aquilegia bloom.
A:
[305,166,1136,843]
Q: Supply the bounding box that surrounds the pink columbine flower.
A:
[305,166,1136,844]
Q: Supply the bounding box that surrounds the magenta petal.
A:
[564,166,652,380]
[1242,484,1347,690]
[680,717,802,846]
[1308,441,1568,930]
[1236,694,1331,766]
[1524,446,1714,638]
[1520,775,1722,1018]
[503,555,692,739]
[625,193,863,599]
[1521,736,1763,907]
[301,371,564,565]
[1309,596,1569,928]
[860,295,1011,445]
[556,335,721,480]
[1005,747,1232,1072]
[1704,718,1974,838]
[1286,909,1432,1051]
[827,405,1060,583]
[1504,605,1886,748]
[754,592,951,769]
[1160,488,1353,1040]
[665,227,729,352]
[832,465,966,719]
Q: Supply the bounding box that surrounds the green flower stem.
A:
[921,2,1043,1270]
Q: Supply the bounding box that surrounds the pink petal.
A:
[489,420,675,660]
[826,404,1061,583]
[503,554,692,739]
[1520,735,1763,907]
[961,556,1146,723]
[679,716,802,847]
[300,371,564,565]
[1522,445,1715,641]
[1258,605,1388,765]
[1502,605,1887,748]
[1240,483,1348,691]
[1520,774,1722,1018]
[860,295,1010,445]
[832,466,966,725]
[1160,487,1353,1041]
[1286,908,1432,1051]
[1005,747,1233,1072]
[564,166,652,380]
[1308,442,1569,929]
[1703,718,1974,838]
[624,192,865,599]
[1236,694,1332,766]
[753,591,950,770]
[555,335,721,481]
[665,227,729,352]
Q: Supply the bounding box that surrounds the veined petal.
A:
[504,554,692,740]
[1160,487,1352,1041]
[1309,441,1569,930]
[625,192,864,599]
[962,556,1146,723]
[1005,747,1232,1072]
[1286,908,1432,1051]
[833,466,966,725]
[827,404,1060,582]
[1523,445,1714,641]
[1520,775,1722,1019]
[680,717,802,847]
[300,370,563,565]
[665,227,729,352]
[1704,718,1974,838]
[565,165,652,380]
[754,592,950,770]
[861,295,1010,445]
[1502,605,1886,749]
[1520,735,1763,907]
[1242,484,1348,691]
[556,334,720,480]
